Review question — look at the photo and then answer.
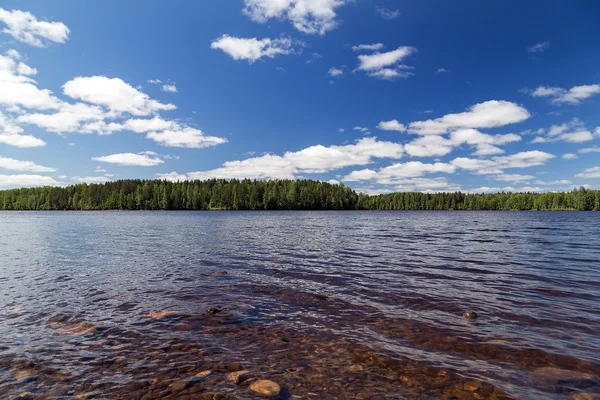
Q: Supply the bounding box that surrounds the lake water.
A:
[0,211,599,399]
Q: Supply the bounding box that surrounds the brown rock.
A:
[149,311,177,319]
[207,307,221,315]
[14,369,36,380]
[226,370,252,384]
[529,367,596,389]
[349,364,364,372]
[249,380,281,397]
[463,312,478,320]
[195,370,212,378]
[464,380,481,392]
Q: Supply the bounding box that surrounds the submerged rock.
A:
[195,370,212,378]
[207,306,222,315]
[14,369,36,380]
[249,380,281,397]
[463,380,481,391]
[529,367,597,390]
[226,370,253,384]
[463,312,478,320]
[149,311,177,319]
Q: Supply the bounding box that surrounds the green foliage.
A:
[0,180,597,211]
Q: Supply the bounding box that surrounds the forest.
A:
[0,179,599,211]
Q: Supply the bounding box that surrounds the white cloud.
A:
[0,133,46,147]
[63,76,176,116]
[147,79,162,84]
[408,101,530,135]
[92,152,164,167]
[167,137,403,181]
[146,126,228,149]
[534,119,599,143]
[579,147,600,154]
[211,35,301,63]
[0,110,46,147]
[343,161,455,184]
[18,102,107,134]
[494,173,534,183]
[71,176,112,183]
[530,84,600,105]
[403,128,521,158]
[435,68,449,75]
[0,51,62,110]
[328,67,343,77]
[535,179,572,185]
[527,42,549,53]
[0,156,55,172]
[0,8,70,47]
[355,46,416,80]
[352,43,384,52]
[353,126,369,132]
[242,0,347,35]
[451,150,555,174]
[377,120,406,132]
[562,153,578,160]
[0,174,60,188]
[375,7,401,20]
[161,84,177,93]
[575,167,600,179]
[404,135,454,157]
[156,171,189,182]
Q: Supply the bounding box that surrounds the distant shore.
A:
[1,179,598,211]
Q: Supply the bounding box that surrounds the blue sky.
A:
[0,0,599,194]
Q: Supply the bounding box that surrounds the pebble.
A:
[207,307,222,315]
[195,370,212,377]
[349,364,364,372]
[149,311,177,319]
[463,380,481,391]
[463,312,477,320]
[249,379,281,397]
[226,370,252,384]
[14,369,36,380]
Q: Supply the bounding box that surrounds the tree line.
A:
[0,179,598,211]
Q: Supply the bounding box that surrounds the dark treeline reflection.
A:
[0,179,599,211]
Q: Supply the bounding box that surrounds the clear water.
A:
[1,211,599,399]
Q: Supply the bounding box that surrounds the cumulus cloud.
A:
[92,152,165,167]
[146,126,228,149]
[211,35,302,63]
[579,147,600,154]
[408,101,530,135]
[160,137,404,181]
[402,128,521,158]
[355,46,416,80]
[161,84,177,93]
[450,150,555,175]
[71,176,112,184]
[561,153,578,160]
[352,43,384,52]
[63,76,176,116]
[242,0,348,35]
[494,173,534,183]
[529,84,600,105]
[0,174,60,188]
[0,157,55,172]
[527,42,549,53]
[377,120,406,132]
[343,161,456,184]
[532,119,599,143]
[435,68,449,75]
[328,67,343,77]
[575,167,600,179]
[0,111,46,147]
[0,8,70,47]
[375,7,401,20]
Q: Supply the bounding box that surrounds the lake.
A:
[1,211,599,399]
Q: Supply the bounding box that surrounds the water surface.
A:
[1,211,599,399]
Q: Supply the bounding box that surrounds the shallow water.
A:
[0,211,599,399]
